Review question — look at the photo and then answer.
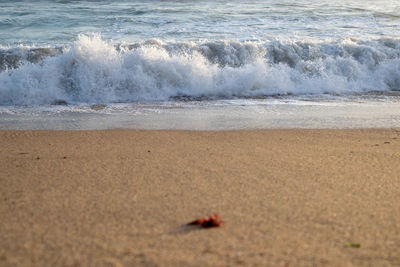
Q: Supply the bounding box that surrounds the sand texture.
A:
[1,129,400,266]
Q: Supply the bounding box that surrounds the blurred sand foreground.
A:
[1,129,400,266]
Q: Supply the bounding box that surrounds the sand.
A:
[1,129,400,266]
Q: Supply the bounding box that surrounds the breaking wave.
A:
[1,34,400,105]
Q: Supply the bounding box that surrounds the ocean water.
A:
[1,0,400,129]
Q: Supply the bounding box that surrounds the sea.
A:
[1,0,400,130]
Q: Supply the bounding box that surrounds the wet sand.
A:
[1,129,400,266]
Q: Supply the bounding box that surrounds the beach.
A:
[1,129,400,266]
[2,0,400,265]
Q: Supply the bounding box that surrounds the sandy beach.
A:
[1,129,400,266]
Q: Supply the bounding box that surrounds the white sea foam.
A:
[1,35,400,105]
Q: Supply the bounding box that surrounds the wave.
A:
[1,34,400,105]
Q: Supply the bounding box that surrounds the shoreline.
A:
[1,129,400,266]
[2,98,400,130]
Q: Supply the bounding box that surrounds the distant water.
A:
[1,0,400,129]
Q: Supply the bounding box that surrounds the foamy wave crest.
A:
[1,34,400,105]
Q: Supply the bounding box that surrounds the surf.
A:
[1,34,400,105]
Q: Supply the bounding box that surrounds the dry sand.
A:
[1,129,400,266]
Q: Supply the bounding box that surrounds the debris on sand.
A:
[346,242,361,248]
[188,213,224,228]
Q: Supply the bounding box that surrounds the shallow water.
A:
[1,98,400,130]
